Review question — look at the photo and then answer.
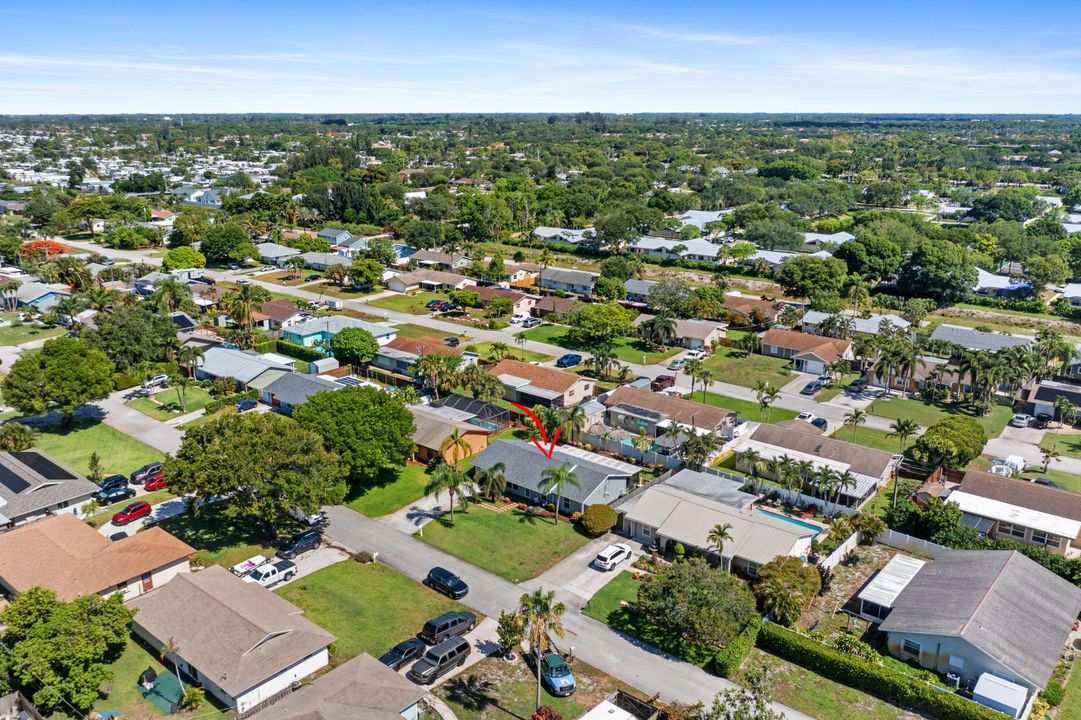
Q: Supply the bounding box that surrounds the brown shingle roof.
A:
[387,336,464,357]
[723,295,776,318]
[749,423,895,477]
[474,286,527,304]
[488,359,583,393]
[603,386,734,429]
[533,296,578,315]
[253,299,302,323]
[393,269,468,286]
[409,406,485,451]
[960,469,1081,522]
[761,328,851,363]
[0,514,194,601]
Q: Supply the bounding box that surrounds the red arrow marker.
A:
[509,401,562,459]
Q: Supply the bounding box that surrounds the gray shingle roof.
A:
[879,550,1081,688]
[539,267,597,287]
[0,451,98,524]
[623,279,657,297]
[929,324,1031,352]
[264,373,341,407]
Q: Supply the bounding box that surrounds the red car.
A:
[144,473,169,491]
[112,501,151,526]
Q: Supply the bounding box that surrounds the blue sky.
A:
[2,0,1081,114]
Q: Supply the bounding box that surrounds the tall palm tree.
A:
[816,467,839,514]
[177,344,205,377]
[697,367,718,403]
[518,589,567,711]
[843,408,867,441]
[887,417,918,454]
[415,353,451,400]
[560,404,587,445]
[684,358,704,397]
[423,463,475,525]
[489,341,511,361]
[81,286,120,311]
[440,428,472,471]
[540,462,581,524]
[325,264,348,287]
[1042,445,1062,473]
[707,522,733,569]
[221,282,271,330]
[736,448,762,493]
[633,429,653,456]
[475,462,507,500]
[159,638,187,698]
[834,471,856,514]
[150,277,197,314]
[1055,396,1077,429]
[759,384,779,423]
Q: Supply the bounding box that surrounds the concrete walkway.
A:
[534,533,640,603]
[98,387,185,455]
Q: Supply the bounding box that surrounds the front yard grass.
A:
[369,291,445,314]
[700,347,794,389]
[155,502,275,569]
[832,426,913,454]
[34,419,164,477]
[86,489,174,528]
[867,397,1012,438]
[1054,660,1081,720]
[345,463,432,517]
[518,324,680,365]
[469,341,552,364]
[128,386,215,421]
[419,506,591,582]
[816,373,861,403]
[0,321,66,346]
[695,391,799,423]
[391,322,467,342]
[1040,430,1081,460]
[277,560,473,661]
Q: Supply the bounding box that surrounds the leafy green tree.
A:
[199,223,251,264]
[1,587,132,714]
[599,255,640,280]
[700,663,784,720]
[744,218,802,251]
[169,210,211,247]
[593,276,627,301]
[912,415,987,468]
[329,327,379,365]
[1024,254,1070,289]
[775,255,847,302]
[0,421,37,451]
[2,338,114,426]
[569,302,634,346]
[833,234,902,282]
[896,239,977,300]
[294,386,415,485]
[349,257,383,288]
[84,303,181,371]
[753,556,820,626]
[165,412,344,537]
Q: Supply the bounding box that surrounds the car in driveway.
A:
[651,375,675,392]
[1035,413,1053,429]
[800,380,822,395]
[418,611,477,645]
[97,474,129,492]
[444,336,460,348]
[510,313,529,324]
[407,636,471,685]
[425,566,469,599]
[540,650,576,697]
[522,317,542,329]
[685,349,710,360]
[130,461,163,484]
[144,473,169,492]
[593,543,632,571]
[848,377,868,393]
[556,353,582,368]
[380,638,427,671]
[95,485,136,504]
[667,358,688,371]
[235,399,258,413]
[112,501,152,526]
[142,373,169,389]
[305,274,321,281]
[276,529,322,559]
[1010,413,1031,428]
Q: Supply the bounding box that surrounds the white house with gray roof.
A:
[929,324,1031,353]
[801,310,909,337]
[623,279,658,304]
[538,267,598,296]
[533,227,595,245]
[261,373,342,415]
[282,316,397,348]
[628,236,725,263]
[194,347,294,389]
[255,242,302,267]
[0,450,99,527]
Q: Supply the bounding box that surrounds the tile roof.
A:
[0,514,194,601]
[487,359,583,393]
[473,286,529,304]
[760,328,852,363]
[747,424,895,478]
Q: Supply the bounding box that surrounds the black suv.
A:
[426,566,469,599]
[407,636,471,684]
[276,530,322,559]
[380,638,427,671]
[97,474,128,492]
[130,462,164,484]
[419,611,477,645]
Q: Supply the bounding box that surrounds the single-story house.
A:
[487,359,595,408]
[15,282,71,311]
[855,553,927,622]
[424,394,512,431]
[409,249,471,271]
[339,236,416,265]
[194,347,295,389]
[409,405,490,464]
[170,186,224,208]
[739,424,898,507]
[471,440,639,514]
[533,227,595,245]
[261,373,342,415]
[601,385,740,440]
[621,484,815,576]
[1016,379,1081,418]
[676,209,732,233]
[253,299,305,331]
[0,450,100,527]
[929,324,1031,353]
[0,514,193,601]
[300,252,350,271]
[255,242,302,267]
[531,295,578,319]
[128,566,335,715]
[243,653,425,720]
[538,267,597,296]
[632,315,726,349]
[386,269,473,294]
[946,469,1081,555]
[628,237,725,263]
[503,262,542,286]
[870,356,969,396]
[800,310,909,338]
[745,249,832,269]
[643,467,757,509]
[879,550,1081,701]
[800,231,854,250]
[370,336,478,377]
[473,286,536,316]
[759,328,853,375]
[623,279,658,304]
[282,316,397,348]
[722,293,779,322]
[972,267,1033,297]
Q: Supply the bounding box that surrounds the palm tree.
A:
[159,638,187,698]
[220,283,271,330]
[172,374,191,412]
[758,577,803,627]
[843,408,867,441]
[475,462,508,500]
[54,295,83,329]
[518,589,567,711]
[489,341,511,361]
[887,418,918,454]
[633,429,653,456]
[758,384,779,423]
[325,264,348,287]
[440,428,472,471]
[697,367,718,404]
[736,448,762,493]
[707,522,733,569]
[284,255,306,279]
[1,280,20,312]
[685,358,704,397]
[81,286,119,311]
[423,463,475,526]
[540,462,581,524]
[1055,395,1077,429]
[415,353,451,400]
[150,277,197,314]
[1042,445,1062,473]
[813,466,837,508]
[177,344,205,377]
[639,312,677,349]
[834,471,856,514]
[560,404,587,445]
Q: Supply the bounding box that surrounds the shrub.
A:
[673,542,686,562]
[113,372,140,390]
[1040,679,1064,707]
[179,687,205,711]
[276,339,328,363]
[758,623,1009,720]
[531,707,562,720]
[710,615,761,678]
[580,504,617,536]
[354,551,375,564]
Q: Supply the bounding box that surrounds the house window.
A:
[746,561,760,578]
[1031,530,1051,545]
[902,639,921,657]
[642,527,651,537]
[997,522,1027,540]
[948,655,965,671]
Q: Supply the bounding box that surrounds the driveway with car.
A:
[534,533,639,602]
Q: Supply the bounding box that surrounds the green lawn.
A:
[470,341,552,364]
[392,322,467,342]
[583,570,640,624]
[369,291,445,314]
[868,397,1012,438]
[419,507,592,582]
[695,391,799,423]
[1055,663,1081,720]
[345,463,432,516]
[86,489,174,528]
[832,426,913,454]
[1040,431,1081,460]
[700,347,794,389]
[34,420,164,477]
[155,502,276,569]
[518,324,681,365]
[128,386,215,421]
[0,321,66,346]
[816,373,861,403]
[277,561,472,661]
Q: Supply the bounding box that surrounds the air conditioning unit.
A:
[946,672,961,688]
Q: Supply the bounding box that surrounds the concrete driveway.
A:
[97,494,189,537]
[535,534,639,602]
[395,617,501,688]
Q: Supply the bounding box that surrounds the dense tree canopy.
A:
[2,338,114,424]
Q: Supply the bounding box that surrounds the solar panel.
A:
[335,377,363,386]
[10,451,76,480]
[0,465,29,494]
[171,315,196,331]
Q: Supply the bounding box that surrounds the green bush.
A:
[711,615,760,678]
[113,372,140,390]
[580,504,617,536]
[673,542,686,561]
[276,339,328,362]
[1040,679,1064,707]
[758,623,1008,720]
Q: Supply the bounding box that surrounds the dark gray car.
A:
[407,636,471,684]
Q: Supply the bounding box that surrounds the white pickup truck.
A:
[229,554,268,577]
[242,559,298,588]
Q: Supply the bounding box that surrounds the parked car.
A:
[108,532,128,542]
[142,373,169,389]
[848,377,868,393]
[685,349,710,360]
[95,486,136,504]
[522,318,542,329]
[1035,413,1053,429]
[289,506,327,526]
[592,543,632,571]
[144,473,169,492]
[407,636,471,684]
[993,455,1028,474]
[418,611,477,645]
[425,299,445,309]
[510,313,529,324]
[540,650,576,697]
[235,399,258,413]
[810,417,828,430]
[556,353,582,368]
[380,638,427,671]
[1009,413,1031,428]
[797,411,816,422]
[667,358,688,371]
[800,380,822,395]
[650,375,675,392]
[229,554,268,578]
[97,474,129,492]
[1034,477,1060,488]
[816,374,833,387]
[276,529,322,559]
[228,263,241,271]
[305,274,321,281]
[444,336,460,348]
[112,501,151,526]
[425,566,469,599]
[243,559,297,588]
[130,461,164,484]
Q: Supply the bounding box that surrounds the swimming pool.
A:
[755,509,825,537]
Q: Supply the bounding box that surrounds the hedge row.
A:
[711,615,761,678]
[757,623,1008,720]
[960,292,1047,314]
[275,339,328,363]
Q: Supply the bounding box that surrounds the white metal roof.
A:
[577,700,637,720]
[557,444,641,475]
[973,673,1028,715]
[949,490,1081,538]
[857,554,926,609]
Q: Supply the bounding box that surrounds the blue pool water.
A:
[755,509,824,537]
